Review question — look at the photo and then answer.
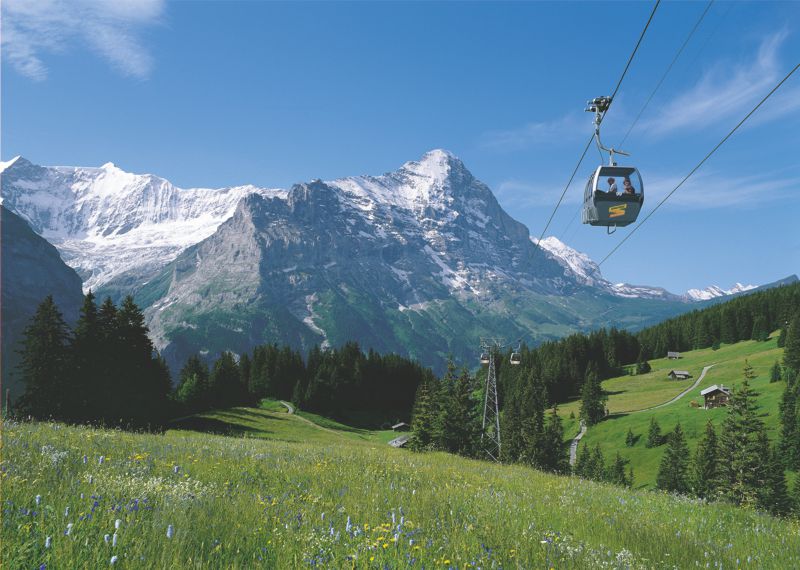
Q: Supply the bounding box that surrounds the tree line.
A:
[14,294,434,429]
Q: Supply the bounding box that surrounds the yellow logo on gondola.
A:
[608,204,627,218]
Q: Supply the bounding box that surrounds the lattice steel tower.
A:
[480,337,504,461]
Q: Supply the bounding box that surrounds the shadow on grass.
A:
[169,416,267,437]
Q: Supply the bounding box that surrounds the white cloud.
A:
[479,112,589,152]
[645,168,800,210]
[2,0,164,81]
[638,30,798,137]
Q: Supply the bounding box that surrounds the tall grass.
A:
[3,418,799,568]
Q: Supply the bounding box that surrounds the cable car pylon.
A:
[479,337,504,462]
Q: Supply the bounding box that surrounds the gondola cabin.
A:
[509,352,521,366]
[582,165,644,228]
[480,353,490,366]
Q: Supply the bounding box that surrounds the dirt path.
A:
[570,365,715,464]
[569,420,587,466]
[279,400,341,435]
[620,364,715,415]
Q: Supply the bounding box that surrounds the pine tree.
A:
[635,347,651,375]
[209,352,241,409]
[777,326,788,349]
[176,355,210,413]
[779,376,799,470]
[742,359,756,381]
[791,477,800,518]
[70,292,102,422]
[751,315,769,342]
[409,380,437,451]
[580,362,606,426]
[16,296,72,420]
[539,407,568,473]
[656,423,690,494]
[590,443,606,482]
[770,361,782,383]
[608,453,631,487]
[239,353,253,405]
[758,437,791,516]
[691,420,718,499]
[646,417,663,448]
[720,308,738,345]
[625,428,636,447]
[574,443,592,478]
[784,314,800,374]
[718,380,769,508]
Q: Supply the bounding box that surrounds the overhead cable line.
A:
[617,0,714,148]
[560,0,712,241]
[596,62,800,268]
[533,0,661,253]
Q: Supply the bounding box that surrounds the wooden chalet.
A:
[700,385,731,409]
[391,422,411,432]
[388,434,410,448]
[668,370,692,381]
[667,351,681,360]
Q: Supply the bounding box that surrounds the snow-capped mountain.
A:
[685,283,757,301]
[1,150,778,372]
[0,156,285,291]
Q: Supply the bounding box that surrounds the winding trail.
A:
[569,364,715,466]
[279,400,295,414]
[569,420,587,466]
[618,364,715,415]
[278,400,341,436]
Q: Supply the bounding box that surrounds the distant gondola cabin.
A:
[668,370,692,381]
[700,385,731,409]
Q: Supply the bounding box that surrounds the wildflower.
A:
[321,512,325,521]
[99,456,105,465]
[65,523,73,536]
[345,516,352,533]
[104,534,110,543]
[173,465,180,474]
[83,455,88,464]
[110,556,118,565]
[64,507,70,517]
[35,495,42,505]
[45,536,51,548]
[115,519,122,530]
[112,533,118,547]
[167,525,174,539]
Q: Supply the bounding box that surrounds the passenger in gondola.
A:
[623,177,635,195]
[607,177,618,195]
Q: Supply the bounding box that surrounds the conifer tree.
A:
[625,428,636,447]
[16,296,72,420]
[742,359,756,381]
[718,380,769,508]
[777,325,788,349]
[176,355,210,413]
[70,292,102,421]
[580,362,606,426]
[779,376,799,469]
[209,352,241,409]
[656,423,690,494]
[791,478,800,518]
[409,380,437,451]
[758,437,791,516]
[691,420,718,499]
[608,452,631,487]
[751,315,769,342]
[539,407,568,473]
[770,361,782,383]
[590,443,606,482]
[574,443,592,478]
[646,417,663,448]
[784,314,800,373]
[239,353,253,405]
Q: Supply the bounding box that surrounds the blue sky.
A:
[3,0,799,293]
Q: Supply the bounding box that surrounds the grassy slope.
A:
[561,333,787,487]
[4,416,800,569]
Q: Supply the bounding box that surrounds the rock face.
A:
[1,206,84,403]
[0,155,285,292]
[4,150,776,373]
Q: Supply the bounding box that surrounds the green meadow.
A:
[559,333,789,487]
[4,385,800,569]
